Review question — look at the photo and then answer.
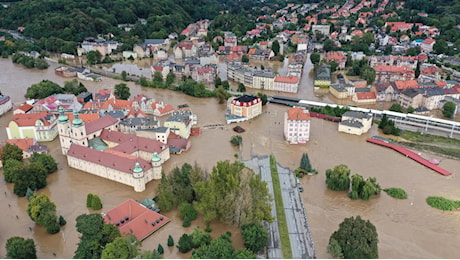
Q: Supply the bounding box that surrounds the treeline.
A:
[0,32,41,57]
[24,79,88,100]
[310,105,350,117]
[12,53,49,69]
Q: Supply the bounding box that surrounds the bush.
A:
[91,194,103,210]
[177,234,193,253]
[179,202,197,226]
[86,193,93,207]
[157,244,164,255]
[167,235,174,247]
[383,188,408,199]
[59,215,67,226]
[182,216,191,227]
[46,221,61,234]
[426,196,460,211]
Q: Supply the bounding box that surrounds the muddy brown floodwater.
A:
[1,58,460,258]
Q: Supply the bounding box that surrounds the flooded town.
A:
[1,53,460,259]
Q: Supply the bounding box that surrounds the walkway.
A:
[366,137,453,176]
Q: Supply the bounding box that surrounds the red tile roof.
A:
[66,112,100,123]
[393,80,419,90]
[99,129,166,154]
[6,138,35,152]
[10,112,55,127]
[16,103,33,113]
[356,92,377,100]
[67,144,153,174]
[274,75,299,84]
[103,200,170,241]
[85,115,119,134]
[422,38,436,45]
[287,107,311,120]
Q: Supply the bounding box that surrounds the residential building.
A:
[322,51,347,70]
[421,38,436,53]
[13,103,33,115]
[399,88,424,109]
[253,72,275,90]
[0,95,13,116]
[227,95,262,123]
[312,24,330,36]
[374,65,415,82]
[273,75,299,93]
[0,138,48,160]
[314,64,331,88]
[284,107,311,144]
[338,111,373,135]
[7,112,58,141]
[353,91,377,104]
[163,110,196,139]
[119,116,160,135]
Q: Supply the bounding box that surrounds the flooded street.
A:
[0,57,459,258]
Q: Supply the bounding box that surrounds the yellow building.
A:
[7,112,58,142]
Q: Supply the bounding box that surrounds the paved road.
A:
[244,156,316,259]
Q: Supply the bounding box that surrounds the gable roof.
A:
[103,200,170,241]
[10,112,55,127]
[99,129,166,154]
[287,107,311,120]
[85,115,119,134]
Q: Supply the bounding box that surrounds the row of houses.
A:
[151,60,218,84]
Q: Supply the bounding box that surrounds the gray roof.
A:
[343,111,372,120]
[340,119,364,128]
[120,116,159,127]
[165,110,192,123]
[136,126,169,133]
[144,39,165,45]
[401,88,421,98]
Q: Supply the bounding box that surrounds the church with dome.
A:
[57,106,170,192]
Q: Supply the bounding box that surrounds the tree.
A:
[6,237,37,259]
[153,71,164,87]
[325,164,351,191]
[389,103,404,113]
[222,80,230,90]
[1,143,24,163]
[86,50,102,65]
[167,235,174,247]
[407,106,415,114]
[3,159,23,183]
[63,79,87,95]
[14,163,47,197]
[177,233,193,253]
[323,39,336,52]
[234,248,256,259]
[442,101,456,119]
[179,202,197,227]
[86,193,94,207]
[29,153,57,174]
[237,83,246,92]
[242,55,249,63]
[141,250,163,259]
[27,194,59,234]
[328,216,379,259]
[114,83,130,100]
[25,80,63,99]
[101,237,138,259]
[191,232,235,259]
[360,66,376,85]
[310,52,320,65]
[433,39,448,54]
[121,70,128,81]
[272,40,280,56]
[327,238,344,259]
[157,244,164,254]
[59,215,67,226]
[230,135,243,146]
[91,194,103,210]
[190,228,212,249]
[241,223,268,252]
[74,213,120,259]
[215,77,222,88]
[299,153,313,172]
[257,92,268,105]
[166,72,176,87]
[215,86,230,104]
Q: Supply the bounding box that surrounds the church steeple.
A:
[57,106,69,123]
[72,110,83,127]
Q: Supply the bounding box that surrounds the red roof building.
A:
[103,200,170,241]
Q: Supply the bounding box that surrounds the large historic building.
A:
[284,107,311,144]
[57,107,169,192]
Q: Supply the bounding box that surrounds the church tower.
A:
[70,110,88,147]
[132,162,146,192]
[151,152,162,180]
[57,106,71,155]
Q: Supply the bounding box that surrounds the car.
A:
[298,187,304,192]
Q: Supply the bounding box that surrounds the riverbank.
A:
[395,130,460,159]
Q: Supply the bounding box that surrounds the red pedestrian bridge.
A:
[366,137,453,176]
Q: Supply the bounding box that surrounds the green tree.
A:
[241,223,268,252]
[91,194,103,210]
[242,54,249,63]
[192,232,235,259]
[234,248,256,259]
[190,228,212,249]
[407,106,415,114]
[257,92,268,105]
[6,237,37,259]
[215,86,230,104]
[86,50,102,65]
[310,52,321,65]
[328,216,379,259]
[3,159,23,183]
[230,135,243,146]
[237,83,246,92]
[140,250,163,259]
[272,40,280,56]
[325,165,351,191]
[406,47,421,56]
[360,66,376,85]
[25,80,63,99]
[442,101,456,119]
[27,194,59,233]
[114,83,130,100]
[63,79,87,95]
[323,39,336,52]
[13,163,47,197]
[74,213,121,259]
[153,71,164,87]
[433,39,448,54]
[177,233,193,253]
[29,153,57,174]
[167,235,174,247]
[121,70,128,81]
[222,80,230,90]
[138,76,150,87]
[101,237,138,259]
[299,153,312,172]
[157,244,164,254]
[166,72,176,87]
[1,143,24,163]
[59,215,67,226]
[179,202,197,227]
[86,193,94,207]
[389,103,404,113]
[327,238,344,259]
[215,77,222,88]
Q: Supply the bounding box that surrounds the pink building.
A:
[284,107,311,144]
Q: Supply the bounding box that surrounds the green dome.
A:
[151,152,161,162]
[57,106,69,123]
[72,110,83,127]
[133,162,143,173]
